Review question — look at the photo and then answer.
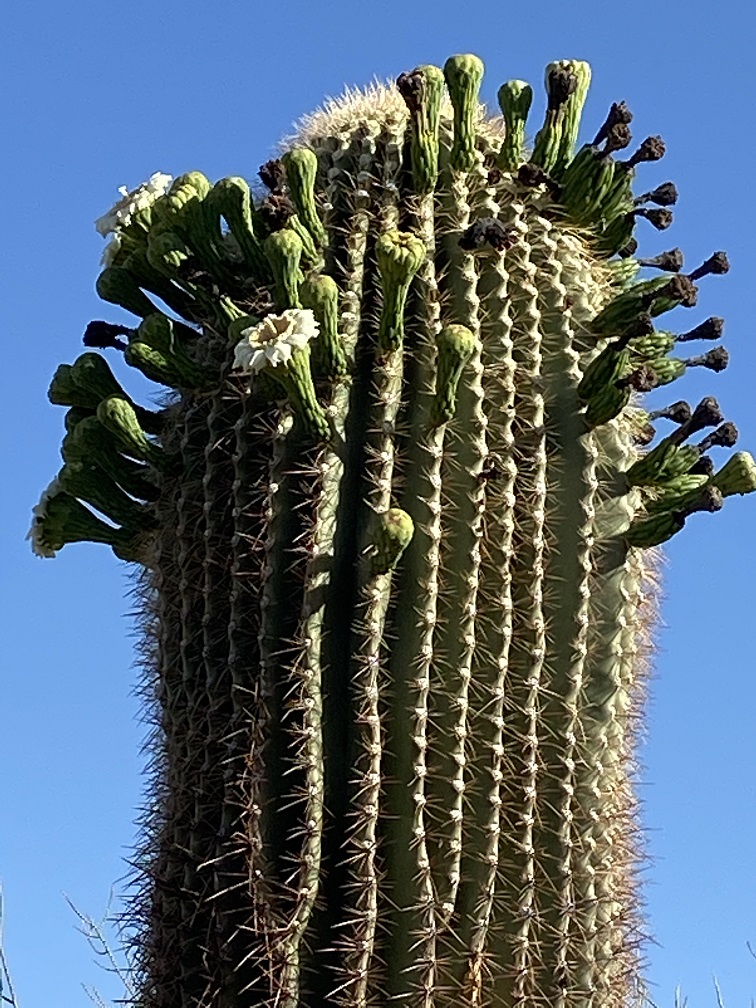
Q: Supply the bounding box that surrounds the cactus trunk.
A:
[32,55,755,1008]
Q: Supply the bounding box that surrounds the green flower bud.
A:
[578,319,655,427]
[264,228,304,310]
[431,324,476,426]
[28,485,146,561]
[496,79,533,172]
[152,171,233,281]
[644,357,687,387]
[299,273,347,379]
[64,407,95,432]
[590,275,697,337]
[287,213,321,268]
[443,54,485,172]
[155,172,211,223]
[116,249,202,323]
[643,473,710,515]
[146,229,190,278]
[206,177,269,278]
[532,60,591,177]
[625,485,723,547]
[375,230,426,352]
[58,461,151,529]
[63,417,160,501]
[371,507,415,575]
[626,439,700,487]
[134,314,215,389]
[283,148,327,248]
[48,353,126,409]
[711,451,756,498]
[606,256,642,288]
[96,266,158,318]
[578,343,631,405]
[96,396,165,469]
[397,64,446,194]
[124,340,184,388]
[630,330,676,361]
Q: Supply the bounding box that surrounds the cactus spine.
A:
[31,54,755,1008]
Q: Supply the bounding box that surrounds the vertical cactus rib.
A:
[196,379,238,991]
[275,161,361,998]
[380,184,445,1007]
[222,389,275,999]
[356,339,404,990]
[587,432,651,1008]
[255,412,308,914]
[525,220,601,1008]
[175,396,215,1004]
[308,124,381,1007]
[140,423,182,1005]
[426,140,488,1006]
[594,547,649,1006]
[275,453,328,1008]
[342,544,396,1008]
[572,422,640,1005]
[455,175,519,1008]
[501,207,549,1008]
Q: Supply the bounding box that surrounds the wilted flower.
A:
[27,477,63,558]
[233,309,319,375]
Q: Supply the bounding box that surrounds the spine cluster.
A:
[31,54,755,1008]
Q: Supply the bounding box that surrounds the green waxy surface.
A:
[265,227,305,309]
[375,229,425,351]
[443,53,484,172]
[283,148,327,249]
[398,64,446,194]
[299,273,347,378]
[496,79,532,171]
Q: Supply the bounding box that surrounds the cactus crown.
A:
[31,53,752,1008]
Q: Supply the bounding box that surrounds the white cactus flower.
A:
[95,171,173,238]
[233,309,319,375]
[27,477,62,558]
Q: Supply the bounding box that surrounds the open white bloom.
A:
[27,477,62,558]
[95,171,173,238]
[233,309,319,375]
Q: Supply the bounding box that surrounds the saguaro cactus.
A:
[31,55,755,1008]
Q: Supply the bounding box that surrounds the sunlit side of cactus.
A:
[31,54,755,1008]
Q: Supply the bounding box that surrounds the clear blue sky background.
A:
[2,2,754,1005]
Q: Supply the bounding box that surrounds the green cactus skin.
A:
[496,79,533,171]
[31,54,755,1008]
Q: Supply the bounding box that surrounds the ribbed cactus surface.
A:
[31,55,755,1008]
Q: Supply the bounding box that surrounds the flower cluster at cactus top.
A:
[27,477,62,558]
[95,172,172,265]
[95,172,173,237]
[233,309,319,375]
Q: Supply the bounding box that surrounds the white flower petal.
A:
[232,309,320,376]
[27,477,62,558]
[101,234,122,267]
[95,172,173,238]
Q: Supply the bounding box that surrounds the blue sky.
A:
[2,1,754,1005]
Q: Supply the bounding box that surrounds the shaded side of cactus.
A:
[31,54,754,1008]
